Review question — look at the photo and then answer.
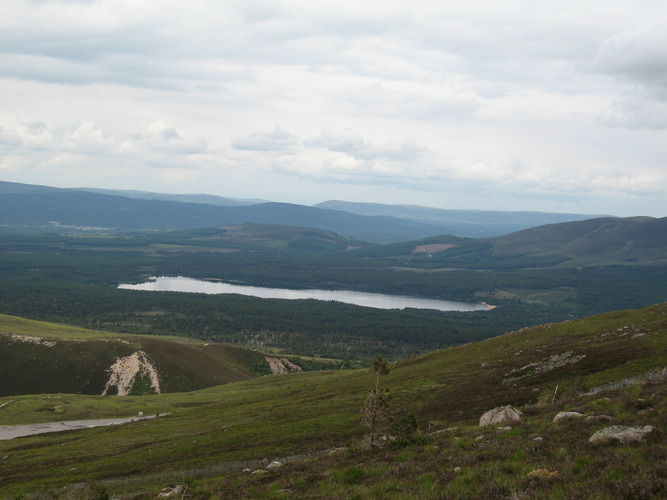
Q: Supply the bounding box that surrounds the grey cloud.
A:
[593,23,667,89]
[305,130,423,162]
[339,82,479,121]
[231,126,297,151]
[0,127,21,146]
[601,97,667,130]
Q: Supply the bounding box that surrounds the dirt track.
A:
[0,415,157,441]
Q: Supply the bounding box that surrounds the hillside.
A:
[0,181,449,243]
[316,200,601,237]
[490,216,667,265]
[0,302,665,497]
[0,315,340,397]
[1,181,609,243]
[356,216,667,269]
[76,187,265,207]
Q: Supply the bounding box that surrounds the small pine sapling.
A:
[360,354,390,449]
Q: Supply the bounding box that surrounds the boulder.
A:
[479,405,523,427]
[589,425,658,445]
[157,485,184,498]
[553,411,584,423]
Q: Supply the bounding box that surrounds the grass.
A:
[0,302,665,497]
[1,314,356,397]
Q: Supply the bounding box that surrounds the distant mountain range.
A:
[76,187,266,207]
[315,200,603,237]
[1,181,605,242]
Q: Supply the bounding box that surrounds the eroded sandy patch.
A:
[103,351,161,396]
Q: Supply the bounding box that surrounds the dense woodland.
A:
[1,227,666,360]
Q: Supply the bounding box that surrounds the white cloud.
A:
[601,97,667,130]
[0,0,665,216]
[65,121,115,152]
[231,125,297,152]
[305,130,423,162]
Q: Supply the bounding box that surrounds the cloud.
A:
[65,121,115,153]
[593,22,667,90]
[0,119,54,148]
[231,125,297,151]
[305,130,423,162]
[136,121,209,155]
[601,97,667,130]
[0,1,665,216]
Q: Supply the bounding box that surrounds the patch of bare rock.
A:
[552,411,585,423]
[589,425,659,445]
[265,356,303,375]
[479,405,523,427]
[103,351,160,396]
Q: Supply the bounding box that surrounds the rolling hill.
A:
[355,215,667,269]
[1,181,605,243]
[0,314,339,397]
[76,187,266,207]
[316,200,602,237]
[0,302,665,497]
[0,181,451,243]
[490,216,667,265]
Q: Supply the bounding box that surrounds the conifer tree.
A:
[360,354,390,449]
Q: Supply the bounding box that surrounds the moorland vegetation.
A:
[0,302,665,497]
[1,183,666,497]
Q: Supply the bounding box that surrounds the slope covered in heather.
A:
[0,302,665,497]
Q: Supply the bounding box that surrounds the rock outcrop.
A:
[589,425,658,445]
[553,411,585,423]
[479,405,523,427]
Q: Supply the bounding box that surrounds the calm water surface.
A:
[119,276,491,312]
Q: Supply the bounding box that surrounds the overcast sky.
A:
[1,0,666,216]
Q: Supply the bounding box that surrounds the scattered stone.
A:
[454,467,462,473]
[503,351,586,383]
[553,411,585,423]
[251,469,268,475]
[267,461,282,469]
[479,405,523,427]
[475,434,486,441]
[497,426,512,431]
[631,333,646,339]
[589,425,658,445]
[532,436,544,442]
[157,485,183,498]
[264,356,303,374]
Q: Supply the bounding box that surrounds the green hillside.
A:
[0,315,340,397]
[491,216,667,266]
[0,302,665,497]
[355,216,667,269]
